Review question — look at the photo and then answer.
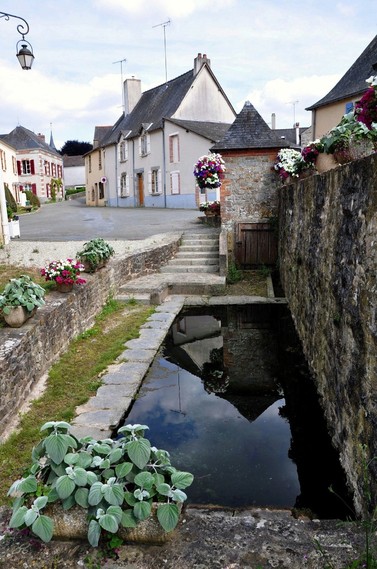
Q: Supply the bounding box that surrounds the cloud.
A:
[96,0,234,18]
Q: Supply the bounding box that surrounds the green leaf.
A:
[44,434,69,464]
[88,519,101,547]
[127,438,151,469]
[103,484,124,506]
[106,506,123,524]
[64,453,79,465]
[34,496,48,510]
[171,489,187,503]
[62,494,76,510]
[88,482,103,506]
[87,471,98,485]
[134,471,154,489]
[75,487,89,508]
[56,475,75,500]
[156,483,172,497]
[9,506,28,528]
[32,515,54,542]
[108,448,122,464]
[18,475,38,494]
[171,471,194,489]
[121,509,137,528]
[99,514,119,534]
[24,509,38,527]
[72,467,88,487]
[157,503,180,532]
[76,451,92,469]
[153,473,165,487]
[47,488,59,503]
[134,500,151,521]
[93,443,112,455]
[115,462,133,479]
[124,491,136,506]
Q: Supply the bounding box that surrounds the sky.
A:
[0,0,376,150]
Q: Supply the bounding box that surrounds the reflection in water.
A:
[122,304,351,516]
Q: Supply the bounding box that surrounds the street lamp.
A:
[0,11,35,70]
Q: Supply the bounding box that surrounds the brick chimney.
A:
[123,77,141,115]
[194,53,211,76]
[37,133,45,143]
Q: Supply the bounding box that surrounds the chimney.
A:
[194,53,211,76]
[37,133,45,143]
[271,113,276,130]
[123,77,142,115]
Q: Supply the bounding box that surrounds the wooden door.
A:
[137,173,144,207]
[235,222,278,268]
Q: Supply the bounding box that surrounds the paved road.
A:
[18,199,205,241]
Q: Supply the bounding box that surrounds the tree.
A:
[59,140,93,156]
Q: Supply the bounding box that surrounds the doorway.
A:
[136,172,144,207]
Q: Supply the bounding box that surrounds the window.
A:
[169,134,180,163]
[51,163,56,177]
[19,159,35,175]
[120,140,128,162]
[0,150,6,171]
[98,182,104,199]
[148,168,161,194]
[98,150,102,170]
[345,102,354,113]
[120,172,129,197]
[139,133,150,156]
[57,165,62,178]
[44,161,51,176]
[88,155,92,173]
[170,170,180,194]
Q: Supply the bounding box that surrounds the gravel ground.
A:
[0,233,180,269]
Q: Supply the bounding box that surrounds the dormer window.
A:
[120,139,128,161]
[139,131,150,157]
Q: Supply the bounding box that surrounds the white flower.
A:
[366,75,377,86]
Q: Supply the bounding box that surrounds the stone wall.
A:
[0,238,179,436]
[279,154,377,514]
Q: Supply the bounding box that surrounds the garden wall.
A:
[279,153,377,515]
[0,238,179,437]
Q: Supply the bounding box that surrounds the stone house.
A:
[85,53,235,209]
[0,125,64,202]
[211,101,289,270]
[307,34,377,139]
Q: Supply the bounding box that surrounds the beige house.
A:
[307,34,377,139]
[86,54,235,209]
[85,126,111,206]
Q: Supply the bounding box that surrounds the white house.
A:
[0,138,19,244]
[86,53,235,208]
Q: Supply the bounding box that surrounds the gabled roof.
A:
[307,34,377,110]
[93,126,112,148]
[166,118,231,142]
[0,125,60,156]
[274,127,309,147]
[212,101,289,151]
[101,70,196,147]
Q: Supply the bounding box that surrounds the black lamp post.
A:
[0,11,34,70]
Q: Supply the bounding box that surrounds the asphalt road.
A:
[18,199,203,241]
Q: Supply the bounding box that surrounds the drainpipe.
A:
[132,138,136,208]
[0,168,10,245]
[162,118,167,208]
[115,144,118,208]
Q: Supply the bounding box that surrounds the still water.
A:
[122,304,351,517]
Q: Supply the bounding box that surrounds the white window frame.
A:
[120,140,128,162]
[139,133,150,157]
[148,168,161,195]
[120,172,129,197]
[170,170,180,195]
[22,160,31,174]
[169,133,180,163]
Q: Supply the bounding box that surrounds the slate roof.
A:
[93,126,112,147]
[307,34,377,110]
[274,127,309,147]
[63,155,85,167]
[211,101,290,151]
[0,125,60,156]
[166,118,231,142]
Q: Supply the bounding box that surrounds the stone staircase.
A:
[160,231,220,274]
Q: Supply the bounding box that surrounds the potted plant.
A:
[8,422,194,547]
[40,259,86,292]
[199,200,221,217]
[193,153,226,190]
[76,238,115,273]
[273,148,313,182]
[0,275,45,327]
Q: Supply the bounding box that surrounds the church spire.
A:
[49,122,57,151]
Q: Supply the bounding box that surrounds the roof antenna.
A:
[153,19,171,84]
[113,58,127,112]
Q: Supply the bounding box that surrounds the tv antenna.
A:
[113,58,127,112]
[287,100,299,127]
[153,19,171,83]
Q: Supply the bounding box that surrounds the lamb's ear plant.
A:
[8,421,194,548]
[0,274,45,314]
[76,238,115,273]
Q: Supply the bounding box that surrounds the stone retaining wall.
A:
[0,238,179,436]
[279,154,377,515]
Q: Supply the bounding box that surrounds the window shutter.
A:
[19,184,23,192]
[126,174,129,195]
[148,171,152,194]
[176,136,180,162]
[30,160,35,175]
[158,169,162,193]
[169,137,173,163]
[125,142,128,160]
[17,160,21,175]
[138,137,142,156]
[147,135,150,154]
[170,171,180,194]
[32,183,37,194]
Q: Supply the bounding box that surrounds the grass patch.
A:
[224,270,268,296]
[0,298,154,505]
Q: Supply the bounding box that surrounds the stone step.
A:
[175,251,219,259]
[160,265,219,274]
[181,238,219,247]
[182,233,219,240]
[179,244,219,252]
[168,257,219,266]
[116,293,151,305]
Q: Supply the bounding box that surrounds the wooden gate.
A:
[235,222,278,268]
